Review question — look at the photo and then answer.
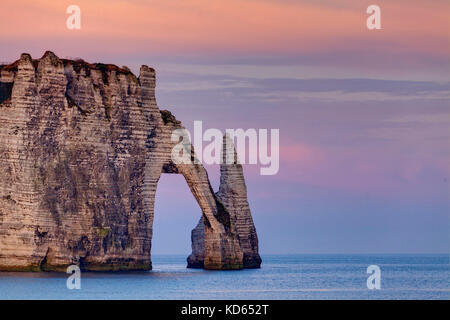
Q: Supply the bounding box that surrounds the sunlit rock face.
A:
[0,51,261,271]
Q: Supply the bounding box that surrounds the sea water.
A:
[0,254,448,300]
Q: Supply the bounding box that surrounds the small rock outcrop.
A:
[188,135,261,268]
[0,51,261,271]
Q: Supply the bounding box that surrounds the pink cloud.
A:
[253,142,449,201]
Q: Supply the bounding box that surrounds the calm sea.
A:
[0,254,448,300]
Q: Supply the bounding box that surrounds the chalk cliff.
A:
[0,51,261,271]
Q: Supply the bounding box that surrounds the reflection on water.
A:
[0,254,449,299]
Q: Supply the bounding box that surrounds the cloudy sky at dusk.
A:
[1,0,448,254]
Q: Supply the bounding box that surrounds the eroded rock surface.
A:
[188,135,261,268]
[0,51,260,271]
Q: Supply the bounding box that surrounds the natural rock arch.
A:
[0,51,261,271]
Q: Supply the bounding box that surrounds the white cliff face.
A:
[0,51,260,271]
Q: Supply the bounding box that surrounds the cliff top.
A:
[0,51,154,78]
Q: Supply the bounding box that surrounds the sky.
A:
[1,0,449,255]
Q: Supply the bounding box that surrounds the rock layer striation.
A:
[0,52,261,271]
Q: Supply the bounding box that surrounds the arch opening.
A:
[152,173,202,265]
